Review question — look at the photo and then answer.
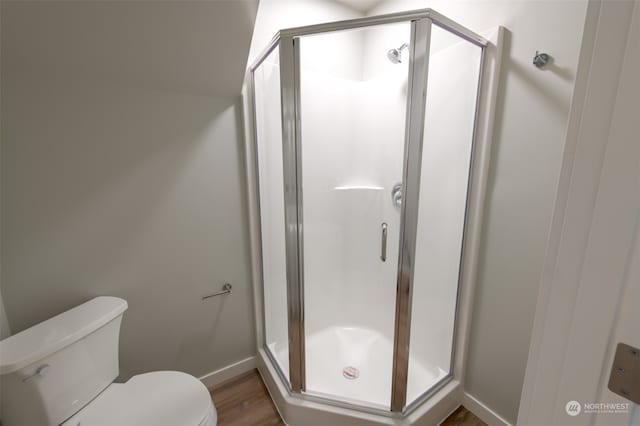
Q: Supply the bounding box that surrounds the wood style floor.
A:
[209,369,486,426]
[441,406,487,426]
[209,370,284,426]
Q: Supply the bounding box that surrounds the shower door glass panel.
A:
[297,22,411,409]
[406,25,483,405]
[253,48,290,382]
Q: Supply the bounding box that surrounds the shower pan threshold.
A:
[258,344,463,426]
[268,325,448,409]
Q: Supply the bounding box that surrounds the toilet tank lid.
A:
[0,297,128,375]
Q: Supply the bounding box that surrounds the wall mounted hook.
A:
[533,51,551,68]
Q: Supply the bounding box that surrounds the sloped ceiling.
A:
[1,0,259,97]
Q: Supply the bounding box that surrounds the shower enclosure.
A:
[250,8,487,416]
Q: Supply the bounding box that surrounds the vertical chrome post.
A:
[279,35,306,393]
[293,36,307,392]
[391,18,432,412]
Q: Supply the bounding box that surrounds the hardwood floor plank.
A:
[441,405,487,426]
[209,370,284,426]
[209,370,485,426]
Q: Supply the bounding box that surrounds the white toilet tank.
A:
[0,297,128,426]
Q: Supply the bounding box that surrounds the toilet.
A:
[0,297,217,426]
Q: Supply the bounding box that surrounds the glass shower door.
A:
[406,23,483,407]
[296,22,411,409]
[253,47,290,383]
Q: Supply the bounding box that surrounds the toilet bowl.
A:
[63,371,216,426]
[0,297,217,426]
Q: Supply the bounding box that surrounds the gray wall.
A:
[1,71,256,379]
[0,0,263,378]
[0,290,10,340]
[462,7,587,424]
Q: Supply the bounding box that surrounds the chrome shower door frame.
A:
[391,17,431,412]
[280,34,306,393]
[250,8,489,415]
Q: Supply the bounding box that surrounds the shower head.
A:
[387,43,409,64]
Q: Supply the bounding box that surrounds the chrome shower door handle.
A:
[381,222,388,262]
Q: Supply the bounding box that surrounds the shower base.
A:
[268,325,447,408]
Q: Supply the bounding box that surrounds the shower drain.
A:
[342,366,360,380]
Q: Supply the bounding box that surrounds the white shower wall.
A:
[300,72,364,335]
[297,25,409,406]
[299,25,409,343]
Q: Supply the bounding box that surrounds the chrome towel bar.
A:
[202,283,232,300]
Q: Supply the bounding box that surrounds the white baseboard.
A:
[198,356,256,389]
[462,392,512,426]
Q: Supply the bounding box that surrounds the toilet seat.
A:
[62,371,217,426]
